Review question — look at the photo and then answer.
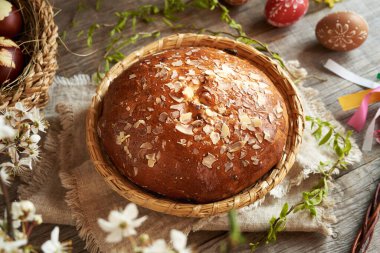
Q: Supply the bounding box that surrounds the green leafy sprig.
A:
[80,0,251,79]
[226,116,353,252]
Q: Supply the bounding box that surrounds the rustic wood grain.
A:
[22,0,380,252]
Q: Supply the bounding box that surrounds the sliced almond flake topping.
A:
[268,114,275,124]
[169,94,184,103]
[171,111,180,119]
[252,144,261,150]
[133,120,146,128]
[155,97,162,104]
[129,74,136,79]
[210,131,220,145]
[248,137,256,145]
[257,94,266,107]
[147,107,154,112]
[158,112,169,122]
[162,140,167,150]
[170,103,185,112]
[251,156,259,165]
[224,162,234,172]
[220,145,227,154]
[192,78,200,85]
[249,73,261,80]
[187,69,195,76]
[116,132,130,145]
[140,142,153,149]
[171,70,178,79]
[203,125,214,135]
[204,70,215,76]
[133,167,138,176]
[226,152,234,160]
[264,130,271,141]
[177,139,187,146]
[239,113,251,130]
[156,151,161,161]
[220,123,230,139]
[182,86,194,99]
[255,133,264,143]
[180,112,192,124]
[221,64,235,75]
[275,102,283,114]
[228,141,246,153]
[252,117,262,128]
[146,153,156,168]
[240,150,247,159]
[194,135,203,141]
[205,108,217,117]
[258,82,268,89]
[175,124,194,135]
[146,125,152,134]
[172,60,183,67]
[242,160,249,167]
[202,153,217,169]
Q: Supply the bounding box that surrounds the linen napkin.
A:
[18,64,362,252]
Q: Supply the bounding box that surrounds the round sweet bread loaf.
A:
[98,47,288,203]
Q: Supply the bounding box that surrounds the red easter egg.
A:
[0,0,23,38]
[265,0,309,27]
[0,37,24,86]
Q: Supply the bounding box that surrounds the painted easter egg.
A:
[0,0,23,38]
[265,0,309,27]
[0,37,24,85]
[315,11,369,51]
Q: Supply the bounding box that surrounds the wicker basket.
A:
[87,33,304,217]
[0,0,58,109]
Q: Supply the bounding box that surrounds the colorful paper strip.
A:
[324,59,380,89]
[339,89,380,111]
[348,87,380,132]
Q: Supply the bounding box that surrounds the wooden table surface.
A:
[27,0,380,252]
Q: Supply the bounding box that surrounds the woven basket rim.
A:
[86,33,304,217]
[0,0,58,110]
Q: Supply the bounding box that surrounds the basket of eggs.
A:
[0,0,58,109]
[87,33,304,217]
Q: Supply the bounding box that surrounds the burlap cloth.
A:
[18,70,362,252]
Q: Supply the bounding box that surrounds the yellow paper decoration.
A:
[339,89,380,111]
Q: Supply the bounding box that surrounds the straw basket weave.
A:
[87,34,304,217]
[0,0,58,109]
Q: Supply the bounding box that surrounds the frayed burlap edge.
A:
[56,103,102,253]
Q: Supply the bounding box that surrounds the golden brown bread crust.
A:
[98,47,288,203]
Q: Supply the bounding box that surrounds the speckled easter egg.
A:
[315,11,369,51]
[265,0,309,27]
[0,0,23,38]
[0,37,24,85]
[224,0,248,6]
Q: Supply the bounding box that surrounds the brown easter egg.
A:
[0,37,24,86]
[315,11,369,51]
[0,0,23,38]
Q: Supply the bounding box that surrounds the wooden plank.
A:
[20,0,380,252]
[194,158,380,252]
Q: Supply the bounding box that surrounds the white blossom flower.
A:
[41,227,71,253]
[1,151,32,173]
[98,203,147,243]
[0,116,16,140]
[26,108,47,134]
[12,200,38,228]
[171,229,191,253]
[2,109,17,127]
[0,167,11,190]
[14,102,30,120]
[0,236,27,253]
[142,239,170,253]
